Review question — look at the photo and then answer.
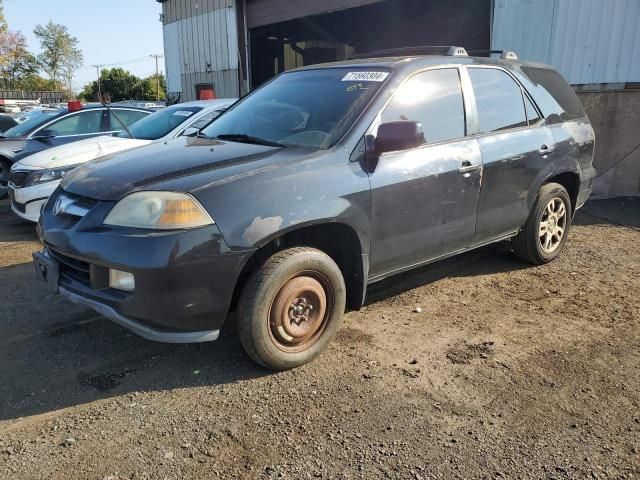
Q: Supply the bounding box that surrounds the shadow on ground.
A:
[1,197,638,421]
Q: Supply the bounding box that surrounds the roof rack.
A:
[350,46,468,60]
[467,49,518,60]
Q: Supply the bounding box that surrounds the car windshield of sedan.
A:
[116,105,203,140]
[2,110,60,138]
[201,68,391,149]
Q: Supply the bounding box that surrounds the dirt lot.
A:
[0,197,638,479]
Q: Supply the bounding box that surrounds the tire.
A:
[237,247,346,370]
[512,182,572,265]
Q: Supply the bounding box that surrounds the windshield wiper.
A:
[216,133,285,148]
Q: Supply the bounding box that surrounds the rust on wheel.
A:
[268,272,332,353]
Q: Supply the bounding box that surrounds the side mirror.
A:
[374,121,424,154]
[33,129,55,141]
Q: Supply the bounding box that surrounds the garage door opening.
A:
[249,0,491,88]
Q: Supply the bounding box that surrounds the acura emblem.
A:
[53,195,71,216]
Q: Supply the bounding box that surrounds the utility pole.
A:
[92,65,103,101]
[150,54,164,101]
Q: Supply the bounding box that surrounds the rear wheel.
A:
[512,182,572,265]
[237,247,346,370]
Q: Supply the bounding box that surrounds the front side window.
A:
[202,68,389,149]
[469,68,527,133]
[43,110,103,136]
[380,68,466,144]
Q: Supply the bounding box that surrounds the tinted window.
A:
[380,68,465,144]
[469,68,527,133]
[524,95,541,125]
[44,110,103,136]
[107,109,148,131]
[522,66,586,121]
[117,105,202,140]
[202,68,389,149]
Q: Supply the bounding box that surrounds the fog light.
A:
[109,269,135,292]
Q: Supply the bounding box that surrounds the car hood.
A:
[61,136,308,202]
[16,136,150,169]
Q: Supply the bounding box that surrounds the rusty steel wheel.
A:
[268,272,333,353]
[237,247,347,370]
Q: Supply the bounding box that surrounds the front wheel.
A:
[237,247,346,370]
[512,182,572,265]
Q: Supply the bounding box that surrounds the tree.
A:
[79,69,166,102]
[0,1,7,33]
[33,21,83,89]
[142,73,166,101]
[0,31,39,88]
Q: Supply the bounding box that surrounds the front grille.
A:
[9,170,30,188]
[49,248,91,286]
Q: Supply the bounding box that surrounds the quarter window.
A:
[524,94,541,125]
[380,68,466,144]
[42,110,103,136]
[469,68,527,133]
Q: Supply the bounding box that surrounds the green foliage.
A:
[0,31,39,88]
[33,21,83,89]
[79,68,166,102]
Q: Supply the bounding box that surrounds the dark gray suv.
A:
[36,46,595,370]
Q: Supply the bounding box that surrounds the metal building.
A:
[157,0,640,196]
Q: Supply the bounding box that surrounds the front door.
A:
[368,68,482,278]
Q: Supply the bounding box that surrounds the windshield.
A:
[117,105,202,140]
[202,68,390,149]
[3,110,60,138]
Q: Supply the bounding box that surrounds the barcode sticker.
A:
[341,71,390,82]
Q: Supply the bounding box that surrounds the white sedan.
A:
[9,98,236,222]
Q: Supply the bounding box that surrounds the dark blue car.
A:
[0,104,150,197]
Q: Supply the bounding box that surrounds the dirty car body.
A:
[36,52,595,349]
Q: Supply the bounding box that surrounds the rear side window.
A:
[521,66,586,121]
[524,95,541,125]
[44,110,103,136]
[468,68,527,133]
[381,68,465,144]
[108,110,148,131]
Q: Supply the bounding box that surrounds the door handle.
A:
[458,161,481,174]
[539,145,554,156]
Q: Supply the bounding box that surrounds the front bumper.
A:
[37,190,255,342]
[9,180,59,222]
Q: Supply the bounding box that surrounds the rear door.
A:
[368,67,483,278]
[467,66,555,240]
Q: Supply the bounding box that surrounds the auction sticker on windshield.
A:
[341,71,390,82]
[173,111,195,117]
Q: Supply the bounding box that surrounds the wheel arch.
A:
[230,220,367,312]
[543,170,580,216]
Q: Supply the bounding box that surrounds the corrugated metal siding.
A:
[246,0,383,28]
[492,0,640,85]
[161,1,240,100]
[162,0,234,25]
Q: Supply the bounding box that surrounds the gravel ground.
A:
[0,197,638,480]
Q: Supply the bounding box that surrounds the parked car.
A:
[0,104,150,198]
[35,47,595,370]
[9,99,236,222]
[0,114,17,133]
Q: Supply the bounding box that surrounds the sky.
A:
[4,0,164,91]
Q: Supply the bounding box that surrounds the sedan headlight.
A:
[104,191,213,230]
[24,165,80,187]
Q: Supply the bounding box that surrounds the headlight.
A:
[24,165,80,187]
[104,191,213,230]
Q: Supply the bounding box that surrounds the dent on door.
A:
[369,139,482,278]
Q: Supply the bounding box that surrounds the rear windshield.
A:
[2,110,60,138]
[116,105,202,140]
[522,67,586,122]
